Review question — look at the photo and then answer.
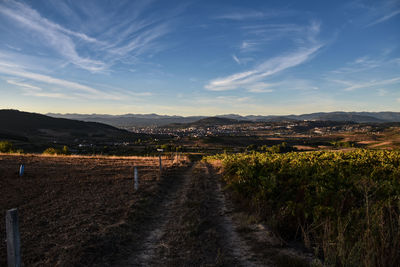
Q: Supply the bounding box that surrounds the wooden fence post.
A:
[134,166,138,191]
[6,208,21,267]
[159,155,162,173]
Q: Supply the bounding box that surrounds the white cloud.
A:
[108,23,169,56]
[367,9,400,27]
[246,82,274,93]
[0,1,174,72]
[349,0,400,28]
[205,20,323,92]
[0,61,120,100]
[240,41,259,52]
[0,1,106,72]
[215,11,265,20]
[232,54,241,64]
[6,79,42,91]
[215,9,295,21]
[6,79,76,99]
[330,55,393,74]
[5,44,22,51]
[332,77,400,91]
[205,45,322,91]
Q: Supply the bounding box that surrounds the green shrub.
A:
[43,147,60,155]
[0,140,14,153]
[62,145,70,155]
[43,146,71,155]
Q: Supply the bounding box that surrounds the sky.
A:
[0,0,399,116]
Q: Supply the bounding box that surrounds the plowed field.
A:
[0,154,185,266]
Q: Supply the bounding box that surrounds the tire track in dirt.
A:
[115,161,314,266]
[114,164,194,266]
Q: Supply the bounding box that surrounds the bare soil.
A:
[115,161,315,266]
[0,154,186,266]
[1,154,315,266]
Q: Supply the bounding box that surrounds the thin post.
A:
[134,166,138,191]
[159,154,162,173]
[6,208,21,267]
[19,165,24,177]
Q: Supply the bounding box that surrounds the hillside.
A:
[47,113,204,128]
[0,110,145,149]
[165,117,250,128]
[47,111,400,128]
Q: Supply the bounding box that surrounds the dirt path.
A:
[114,162,314,267]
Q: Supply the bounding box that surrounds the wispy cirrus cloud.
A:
[206,20,323,91]
[107,23,170,57]
[246,82,274,93]
[0,0,176,72]
[214,9,295,21]
[347,0,400,27]
[7,79,75,99]
[0,60,123,100]
[330,56,382,74]
[6,79,42,91]
[205,45,322,91]
[367,9,400,26]
[215,11,265,20]
[0,1,106,72]
[332,77,400,91]
[232,54,241,64]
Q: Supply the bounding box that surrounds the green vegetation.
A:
[330,141,355,148]
[246,142,297,153]
[0,140,13,153]
[207,150,400,266]
[43,145,70,155]
[0,140,23,153]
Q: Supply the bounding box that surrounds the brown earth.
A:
[115,161,316,266]
[1,154,316,266]
[0,154,187,266]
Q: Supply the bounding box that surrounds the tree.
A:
[62,145,70,155]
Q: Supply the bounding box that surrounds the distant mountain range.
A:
[0,110,143,144]
[47,111,400,128]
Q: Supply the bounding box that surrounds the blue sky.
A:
[0,0,399,116]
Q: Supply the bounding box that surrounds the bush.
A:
[43,146,71,155]
[0,140,14,153]
[62,145,70,155]
[43,147,60,155]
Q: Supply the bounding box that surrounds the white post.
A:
[134,167,138,191]
[6,208,21,267]
[19,165,24,177]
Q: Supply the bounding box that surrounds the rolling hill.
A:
[47,111,400,128]
[0,109,145,145]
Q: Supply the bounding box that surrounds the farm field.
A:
[3,149,400,266]
[0,154,187,266]
[206,149,400,266]
[1,153,317,266]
